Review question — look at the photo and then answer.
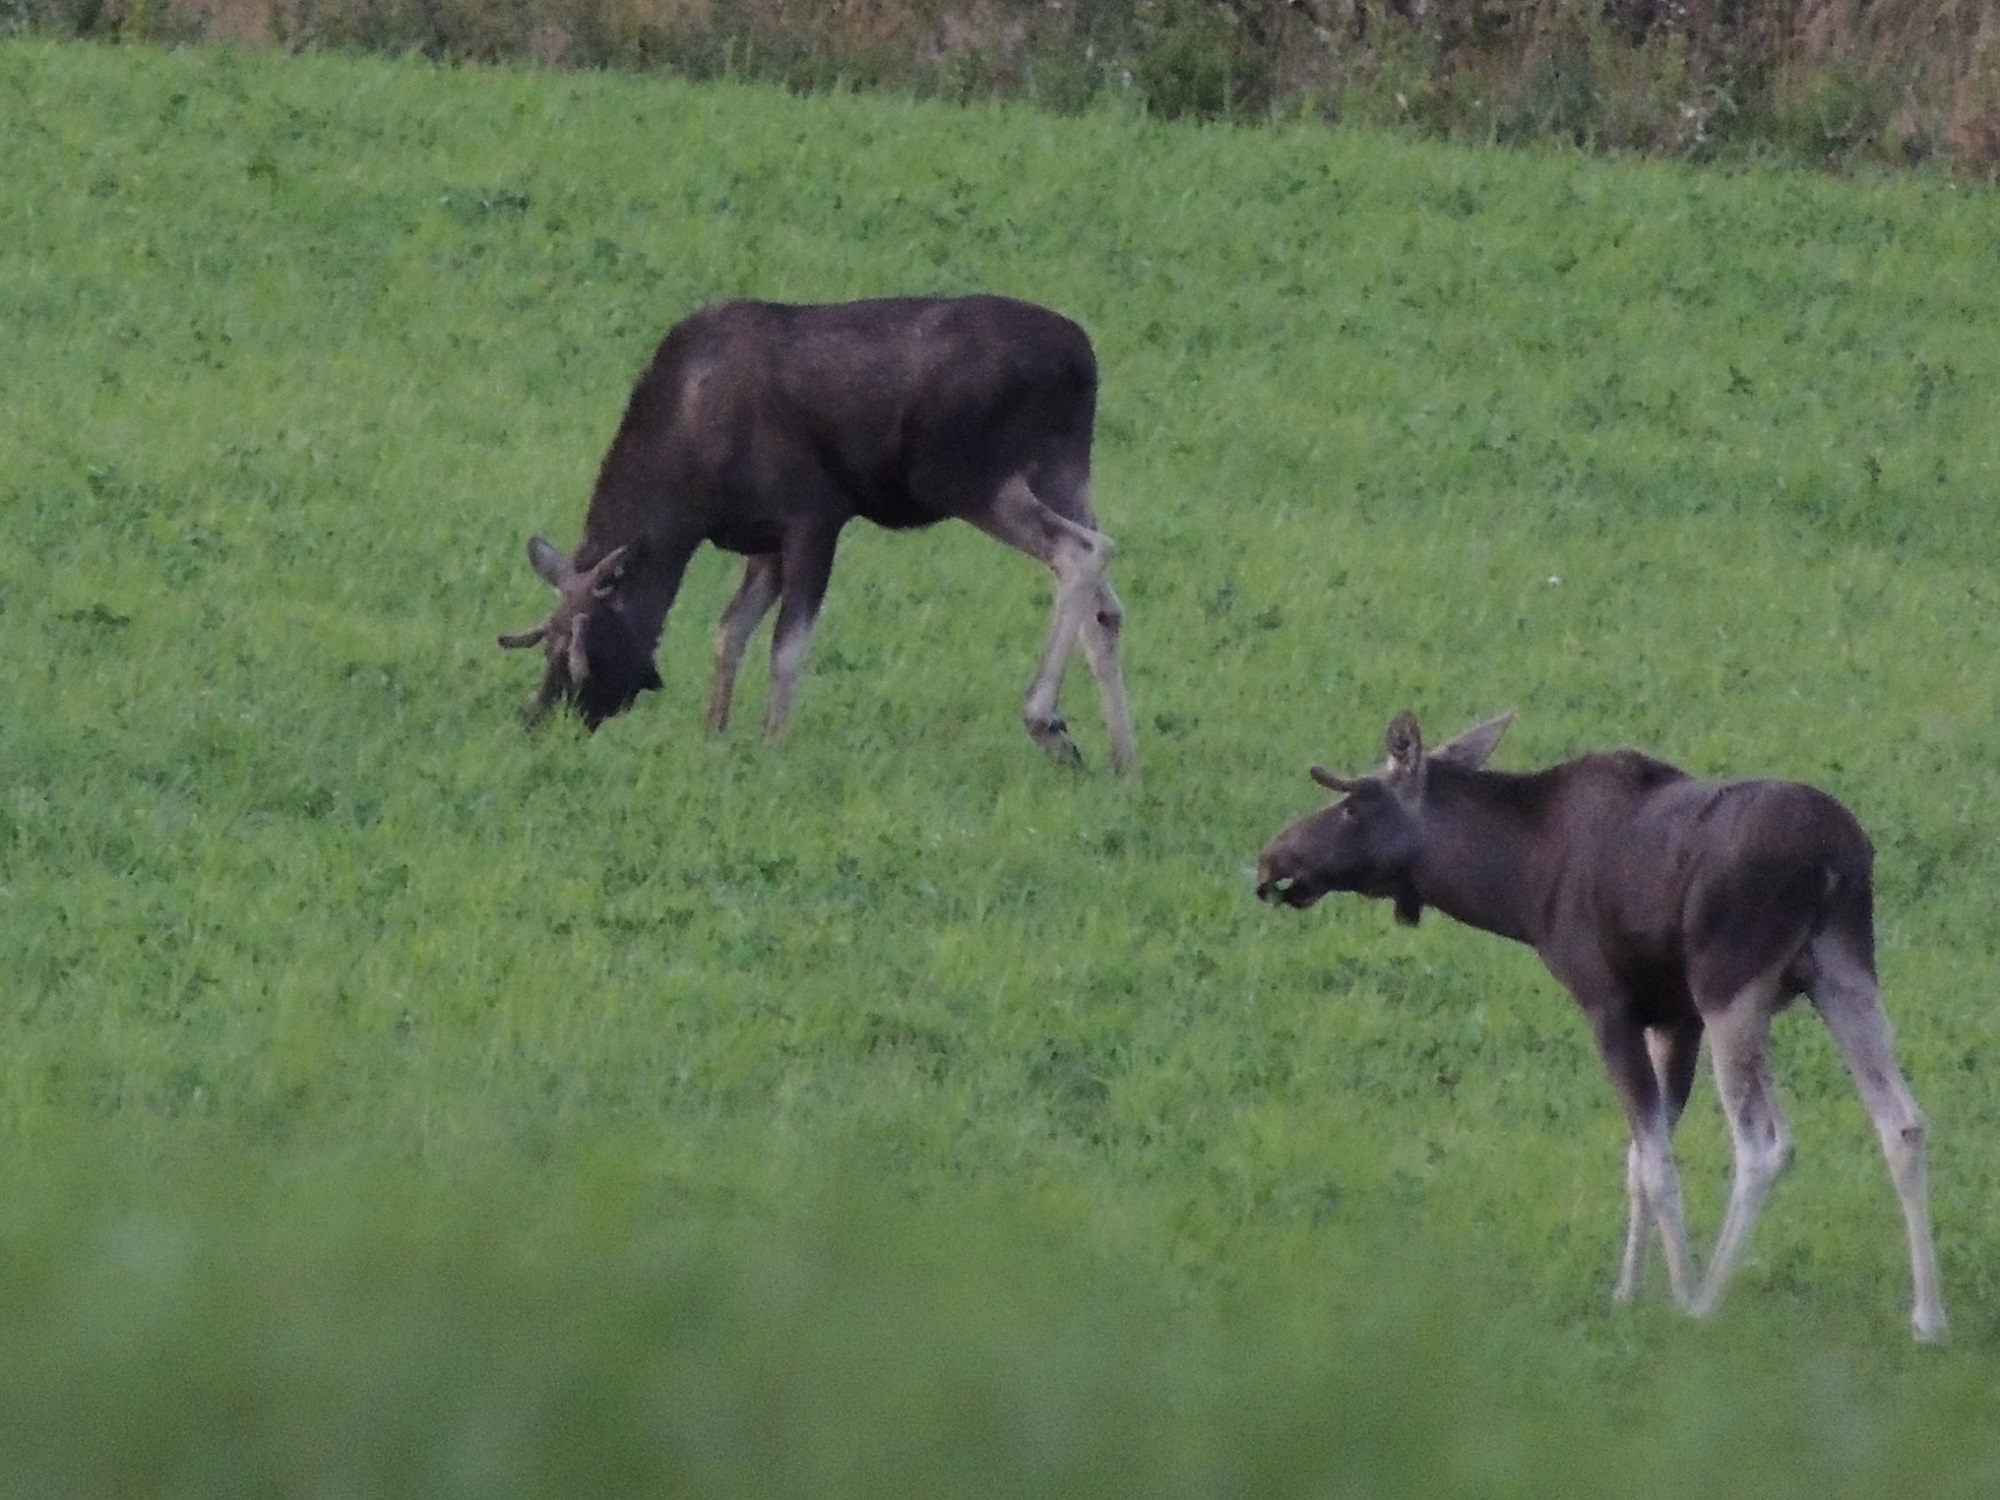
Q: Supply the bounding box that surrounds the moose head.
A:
[496,536,661,728]
[1255,709,1515,924]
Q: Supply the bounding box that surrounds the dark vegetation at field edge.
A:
[8,0,2000,174]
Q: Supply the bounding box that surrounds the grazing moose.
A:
[498,294,1137,772]
[1255,710,1947,1342]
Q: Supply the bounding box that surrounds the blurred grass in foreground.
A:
[4,1152,1997,1499]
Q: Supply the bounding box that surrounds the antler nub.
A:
[582,545,628,596]
[500,536,631,680]
[496,536,628,688]
[1311,765,1370,793]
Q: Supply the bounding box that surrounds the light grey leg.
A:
[707,553,781,734]
[965,475,1116,767]
[763,528,839,740]
[1692,984,1794,1317]
[1615,1021,1701,1303]
[1633,1115,1699,1310]
[1594,1012,1699,1310]
[1614,1137,1650,1304]
[1080,575,1138,775]
[1810,936,1948,1343]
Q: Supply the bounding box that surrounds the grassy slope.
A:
[3,38,1999,1495]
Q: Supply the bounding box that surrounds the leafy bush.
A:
[10,0,2000,167]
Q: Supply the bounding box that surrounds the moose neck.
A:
[579,466,704,657]
[1408,765,1560,947]
[604,542,690,657]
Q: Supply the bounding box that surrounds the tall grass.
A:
[3,37,2000,1494]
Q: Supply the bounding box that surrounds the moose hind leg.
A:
[1809,936,1948,1343]
[1614,1138,1650,1304]
[763,526,840,740]
[1692,984,1794,1318]
[708,554,781,734]
[966,475,1114,767]
[1081,575,1138,775]
[1631,1120,1698,1311]
[1046,472,1137,775]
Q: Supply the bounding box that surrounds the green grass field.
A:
[4,38,1999,1496]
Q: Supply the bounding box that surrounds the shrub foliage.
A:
[8,0,2000,171]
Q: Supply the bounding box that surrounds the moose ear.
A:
[1384,710,1425,784]
[1432,710,1515,771]
[527,535,572,589]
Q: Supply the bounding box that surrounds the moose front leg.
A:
[1614,1020,1703,1302]
[1593,1011,1700,1311]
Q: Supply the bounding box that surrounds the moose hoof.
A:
[1028,716,1084,768]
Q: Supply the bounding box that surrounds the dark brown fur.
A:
[1256,710,1945,1339]
[498,294,1136,769]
